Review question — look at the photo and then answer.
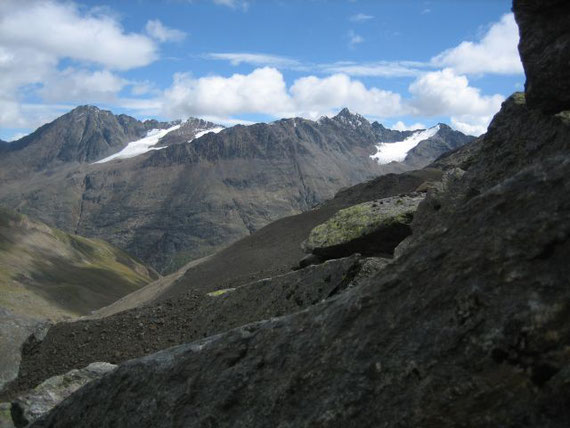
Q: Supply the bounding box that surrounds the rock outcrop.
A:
[302,194,423,260]
[514,0,570,113]
[10,362,116,427]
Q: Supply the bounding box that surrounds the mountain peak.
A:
[69,105,102,115]
[333,108,369,128]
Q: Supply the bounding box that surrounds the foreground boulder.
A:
[302,194,423,260]
[11,363,116,427]
[514,0,570,113]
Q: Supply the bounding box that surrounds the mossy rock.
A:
[303,194,424,259]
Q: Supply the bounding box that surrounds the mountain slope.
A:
[0,107,174,180]
[0,108,473,273]
[0,207,157,319]
[0,206,158,392]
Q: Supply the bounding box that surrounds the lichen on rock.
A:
[303,193,424,259]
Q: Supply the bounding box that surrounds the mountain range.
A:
[0,107,472,273]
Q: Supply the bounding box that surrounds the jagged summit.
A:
[333,107,369,128]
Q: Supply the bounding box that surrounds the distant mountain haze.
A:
[0,106,473,273]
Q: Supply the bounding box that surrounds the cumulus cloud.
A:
[431,13,523,75]
[146,20,186,43]
[450,115,495,137]
[0,99,71,130]
[408,68,504,135]
[0,1,157,70]
[162,67,405,121]
[160,66,499,136]
[39,69,126,103]
[290,74,404,118]
[162,67,293,118]
[0,0,164,128]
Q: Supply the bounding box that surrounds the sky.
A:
[0,0,523,141]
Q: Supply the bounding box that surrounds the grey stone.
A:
[303,194,424,259]
[11,363,116,427]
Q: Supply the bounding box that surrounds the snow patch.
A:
[190,127,224,141]
[370,125,440,164]
[93,124,181,164]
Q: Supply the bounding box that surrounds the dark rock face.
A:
[31,89,570,428]
[514,0,570,113]
[156,118,222,147]
[404,123,474,167]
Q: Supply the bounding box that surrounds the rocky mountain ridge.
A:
[0,108,472,274]
[0,106,174,179]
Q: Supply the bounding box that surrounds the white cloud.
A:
[207,53,428,77]
[409,68,504,136]
[39,69,126,103]
[0,100,71,130]
[162,67,293,118]
[391,121,426,131]
[0,1,157,70]
[146,20,186,43]
[161,67,405,121]
[350,13,374,22]
[0,0,162,128]
[322,61,423,77]
[207,52,303,68]
[431,13,523,75]
[450,115,494,137]
[290,73,405,118]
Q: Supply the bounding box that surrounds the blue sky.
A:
[0,0,523,141]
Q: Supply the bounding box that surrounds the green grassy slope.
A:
[0,207,158,320]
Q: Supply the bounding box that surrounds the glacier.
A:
[370,125,440,164]
[94,125,181,164]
